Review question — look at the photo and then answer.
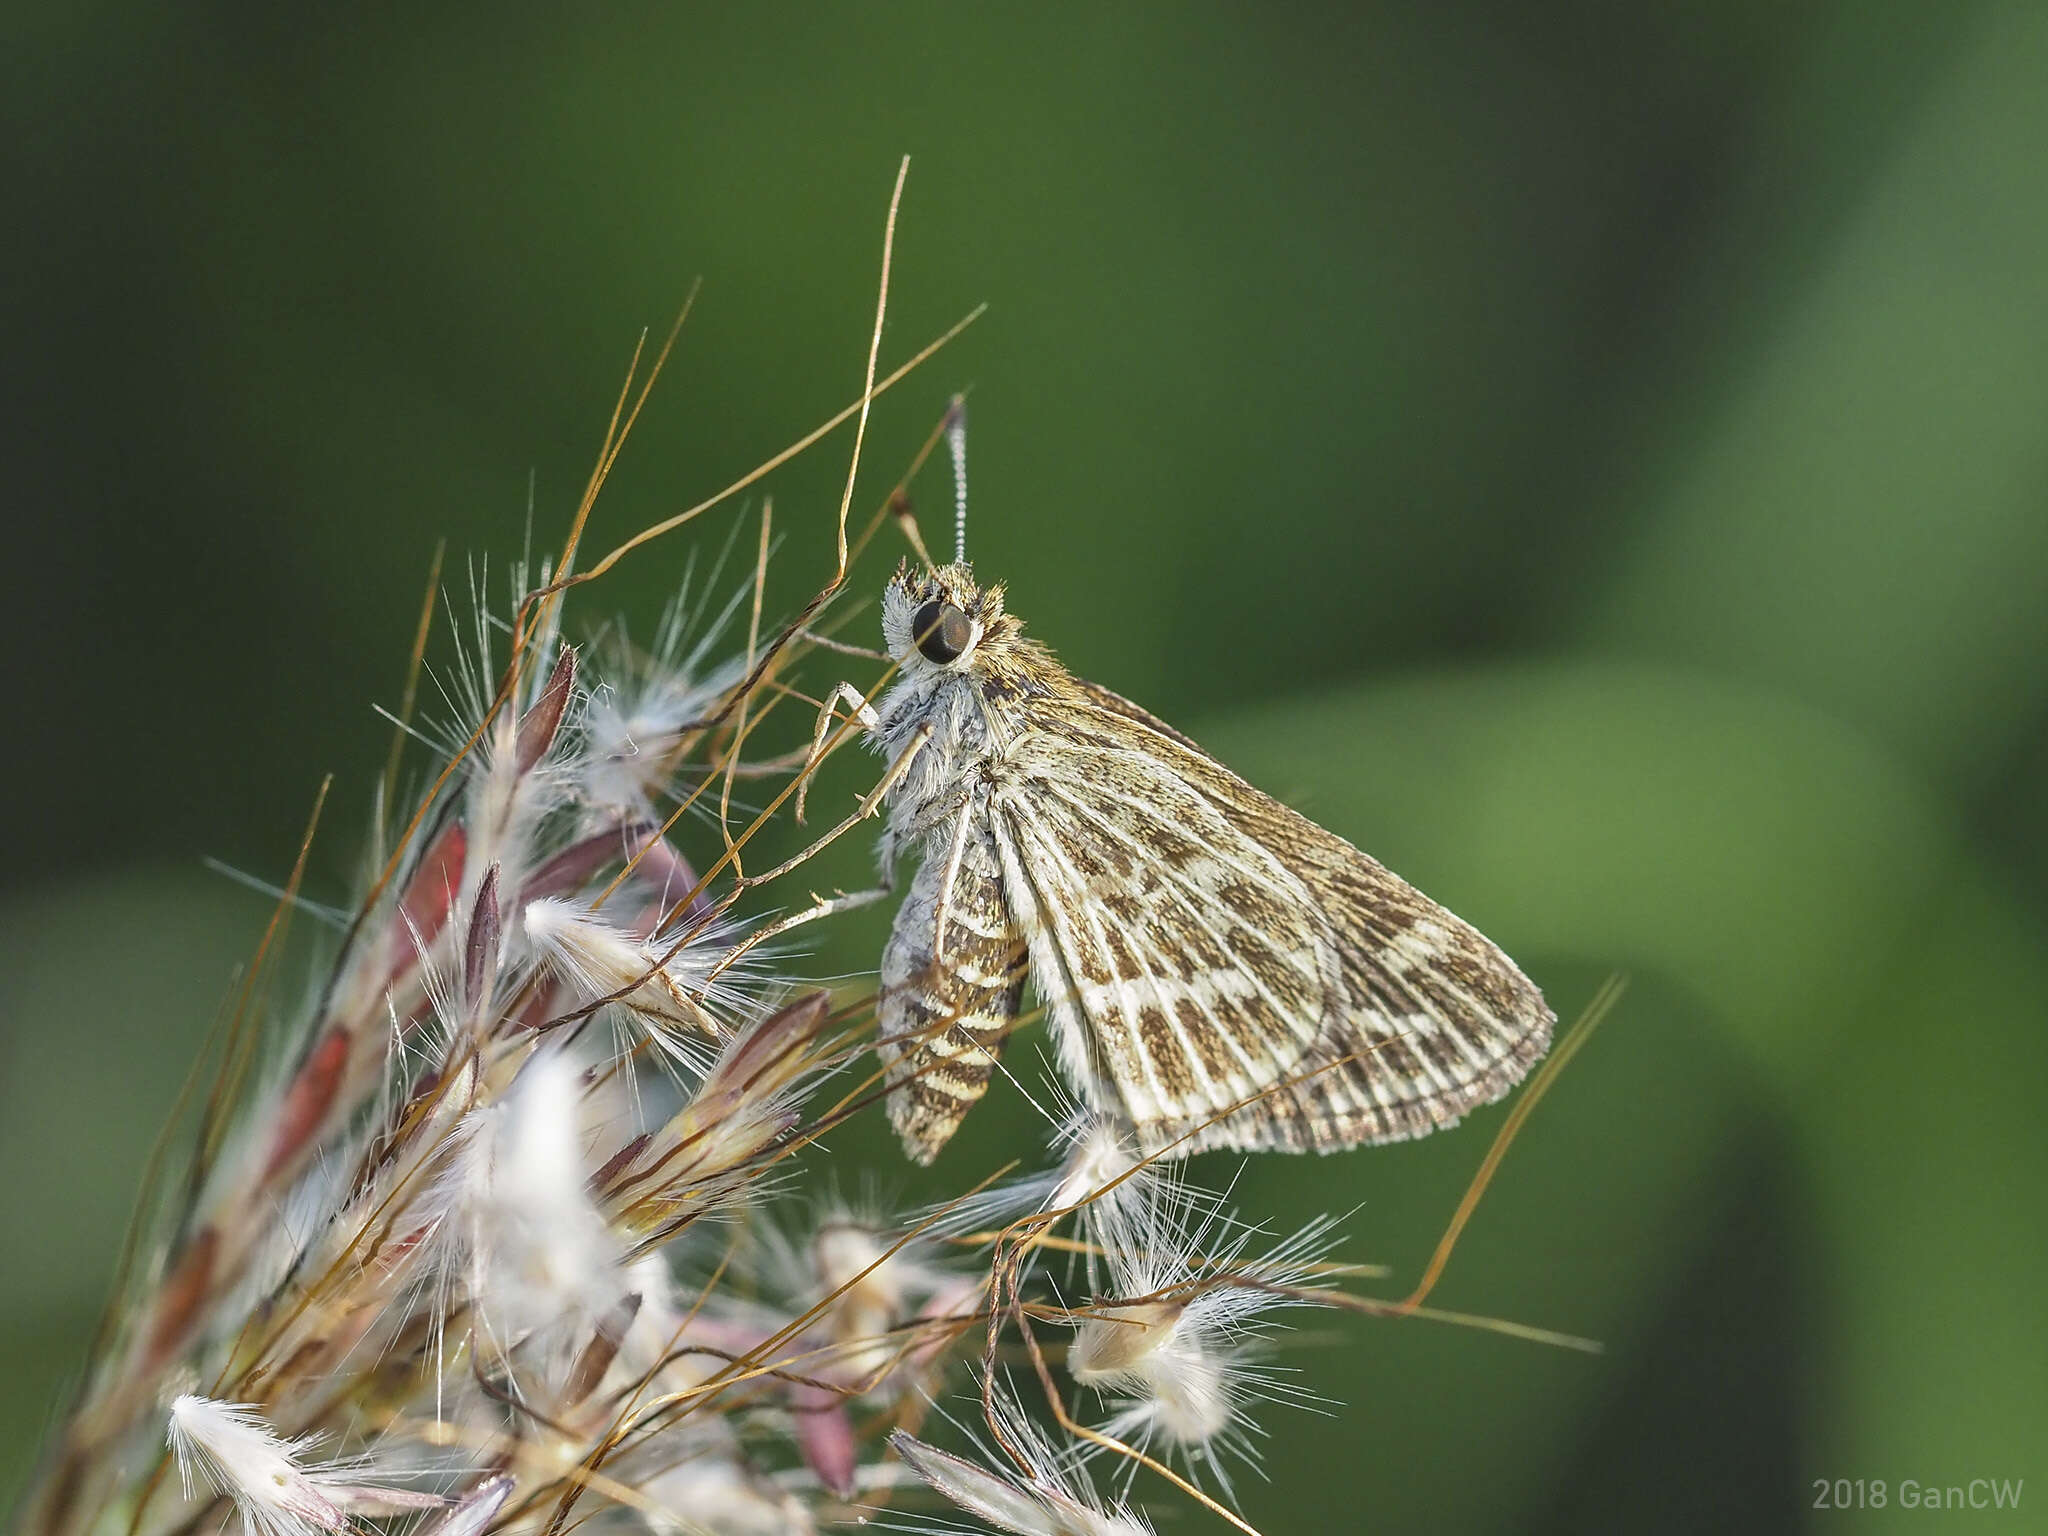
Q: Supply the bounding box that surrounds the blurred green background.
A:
[6,3,2047,1532]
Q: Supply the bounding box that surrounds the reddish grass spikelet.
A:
[17,173,1596,1536]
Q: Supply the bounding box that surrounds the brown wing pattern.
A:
[877,813,1029,1164]
[996,681,1554,1156]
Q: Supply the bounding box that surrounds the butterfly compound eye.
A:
[912,600,973,664]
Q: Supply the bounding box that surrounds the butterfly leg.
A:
[704,775,929,983]
[764,778,959,943]
[796,680,883,822]
[927,795,977,966]
[724,721,933,956]
[737,724,929,913]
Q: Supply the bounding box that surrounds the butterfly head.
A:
[882,559,1025,677]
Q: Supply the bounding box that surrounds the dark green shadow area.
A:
[0,873,272,1505]
[8,0,2048,1529]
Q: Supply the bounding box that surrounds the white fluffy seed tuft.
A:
[165,1395,440,1536]
[438,1048,625,1351]
[1068,1168,1338,1491]
[523,897,726,1047]
[890,1427,1152,1536]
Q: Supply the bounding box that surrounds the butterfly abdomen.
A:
[877,821,1027,1164]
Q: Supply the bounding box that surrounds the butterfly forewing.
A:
[996,683,1554,1155]
[993,720,1324,1131]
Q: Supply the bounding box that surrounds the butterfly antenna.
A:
[946,394,969,566]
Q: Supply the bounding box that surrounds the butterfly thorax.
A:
[869,561,1078,1161]
[874,561,1072,853]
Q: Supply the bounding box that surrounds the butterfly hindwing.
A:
[996,681,1554,1155]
